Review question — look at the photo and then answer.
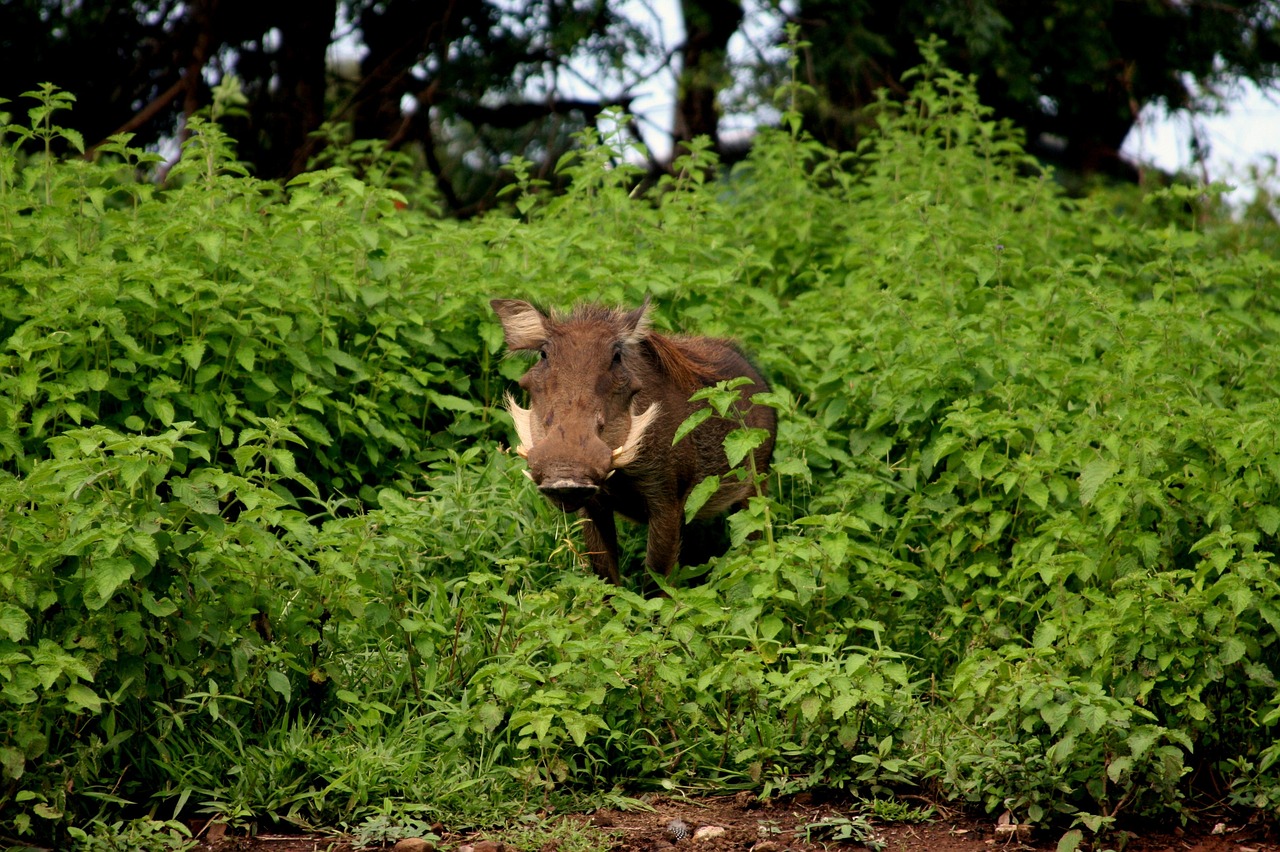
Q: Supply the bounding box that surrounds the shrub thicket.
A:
[3,47,1280,846]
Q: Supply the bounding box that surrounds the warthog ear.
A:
[491,299,548,351]
[621,295,653,345]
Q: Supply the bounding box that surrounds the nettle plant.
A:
[4,45,1280,845]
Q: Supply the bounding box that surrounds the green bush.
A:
[4,45,1280,845]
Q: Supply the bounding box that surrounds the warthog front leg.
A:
[581,505,621,585]
[645,502,683,577]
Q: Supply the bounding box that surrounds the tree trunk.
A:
[674,0,743,158]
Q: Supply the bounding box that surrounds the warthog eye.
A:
[611,346,623,366]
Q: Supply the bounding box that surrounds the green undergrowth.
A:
[4,45,1280,847]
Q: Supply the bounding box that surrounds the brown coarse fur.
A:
[643,332,726,395]
[491,297,777,585]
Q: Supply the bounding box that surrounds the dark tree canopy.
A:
[2,0,1277,211]
[791,0,1280,181]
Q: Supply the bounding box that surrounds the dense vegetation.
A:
[3,49,1280,848]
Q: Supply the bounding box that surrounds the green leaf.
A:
[724,427,769,468]
[683,475,721,523]
[478,702,504,733]
[1031,620,1058,650]
[1056,829,1084,852]
[64,684,103,714]
[92,559,135,605]
[1023,477,1049,510]
[195,232,224,262]
[1078,457,1117,506]
[0,605,30,642]
[1257,505,1280,536]
[266,670,292,703]
[141,592,178,618]
[1219,636,1247,666]
[673,407,713,446]
[1106,755,1133,782]
[564,713,588,747]
[830,692,858,720]
[181,340,207,370]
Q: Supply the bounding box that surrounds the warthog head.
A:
[491,298,660,513]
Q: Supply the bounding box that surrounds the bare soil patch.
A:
[197,795,1280,852]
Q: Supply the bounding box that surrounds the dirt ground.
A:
[197,794,1280,852]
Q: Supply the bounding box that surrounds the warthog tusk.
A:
[505,393,534,458]
[611,403,659,468]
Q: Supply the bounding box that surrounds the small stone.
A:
[733,791,758,810]
[993,823,1032,840]
[692,826,725,842]
[1211,822,1227,835]
[394,839,434,852]
[591,813,615,828]
[751,841,781,852]
[458,845,474,852]
[473,841,505,852]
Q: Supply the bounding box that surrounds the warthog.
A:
[491,298,777,583]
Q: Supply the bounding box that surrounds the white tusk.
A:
[522,469,534,481]
[505,393,534,459]
[611,403,660,468]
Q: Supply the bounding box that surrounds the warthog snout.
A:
[537,478,600,512]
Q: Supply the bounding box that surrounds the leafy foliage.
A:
[4,49,1280,847]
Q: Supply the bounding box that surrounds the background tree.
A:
[789,0,1280,182]
[2,0,1278,211]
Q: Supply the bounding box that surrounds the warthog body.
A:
[491,298,777,584]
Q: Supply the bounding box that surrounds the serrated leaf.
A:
[1032,620,1059,650]
[195,232,223,262]
[1220,636,1247,666]
[1106,755,1133,782]
[1023,477,1049,509]
[1056,829,1084,852]
[181,340,206,370]
[673,407,713,446]
[126,531,159,566]
[963,444,989,479]
[1257,505,1280,536]
[724,426,769,468]
[1127,727,1158,758]
[141,592,178,618]
[145,396,175,426]
[564,713,588,747]
[1078,457,1117,506]
[830,692,858,720]
[683,474,721,523]
[64,684,103,714]
[0,605,29,642]
[478,701,504,733]
[92,559,134,605]
[235,345,256,372]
